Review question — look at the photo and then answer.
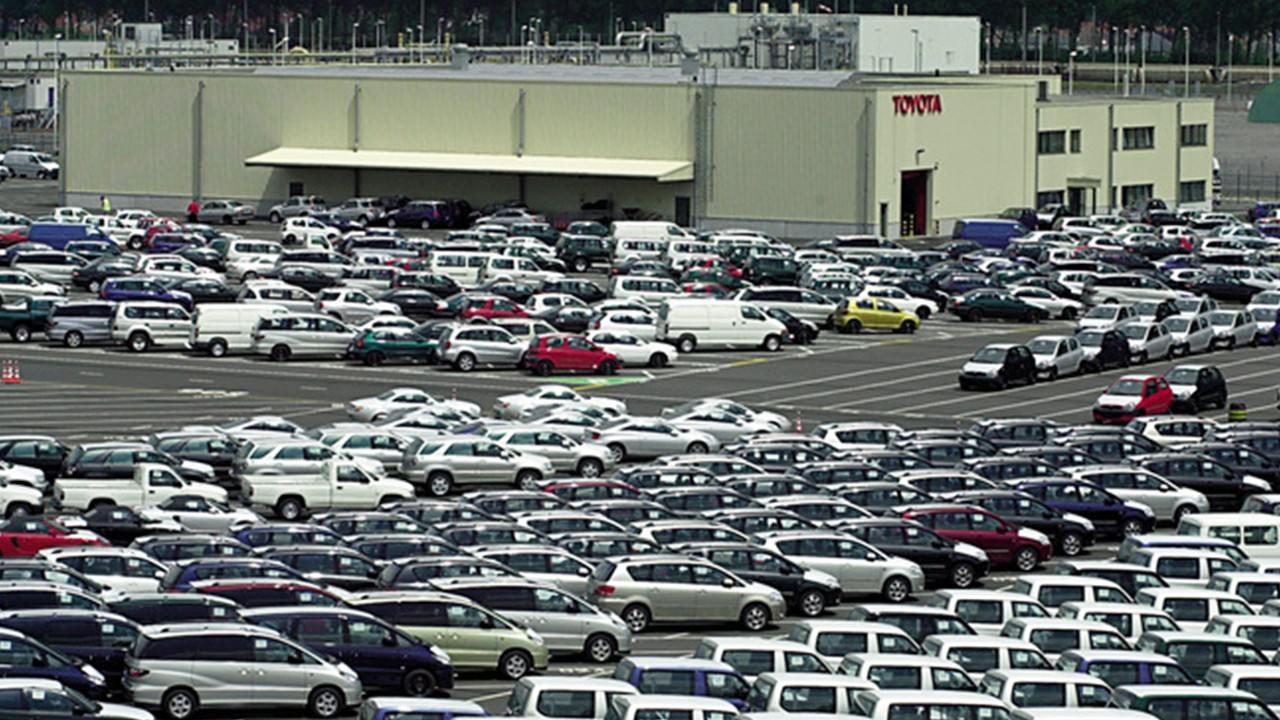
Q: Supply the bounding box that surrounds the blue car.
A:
[145,232,204,254]
[157,557,304,592]
[1015,479,1156,539]
[243,607,454,696]
[1056,649,1195,685]
[612,657,751,708]
[99,276,192,310]
[0,609,140,691]
[0,626,107,698]
[358,698,484,720]
[384,201,452,229]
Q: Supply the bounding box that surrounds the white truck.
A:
[0,481,45,518]
[53,463,227,513]
[242,460,414,520]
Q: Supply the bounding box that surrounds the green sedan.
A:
[348,328,441,366]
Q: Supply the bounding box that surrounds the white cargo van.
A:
[1177,513,1280,558]
[611,238,669,264]
[429,251,492,287]
[610,221,693,241]
[657,298,787,353]
[191,303,289,357]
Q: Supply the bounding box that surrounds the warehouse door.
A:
[900,171,929,237]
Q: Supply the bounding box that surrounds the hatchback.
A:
[525,334,621,376]
[896,505,1053,572]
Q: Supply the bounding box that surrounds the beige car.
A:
[585,554,787,634]
[484,427,614,478]
[397,436,556,496]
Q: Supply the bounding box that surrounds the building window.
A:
[1070,129,1082,153]
[1180,124,1208,147]
[1179,180,1207,203]
[1037,191,1064,207]
[1121,184,1155,208]
[1038,131,1067,155]
[1123,127,1156,150]
[1111,129,1118,151]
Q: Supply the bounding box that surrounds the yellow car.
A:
[833,297,921,334]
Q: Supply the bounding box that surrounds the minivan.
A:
[1177,513,1280,558]
[608,275,682,304]
[0,609,141,690]
[1,151,59,179]
[44,300,115,347]
[610,221,693,242]
[952,218,1028,250]
[0,625,106,698]
[1110,686,1276,720]
[835,653,976,691]
[744,672,874,714]
[613,657,751,708]
[249,312,355,361]
[505,676,639,719]
[428,251,491,286]
[656,299,787,353]
[692,638,829,680]
[190,303,289,357]
[25,223,112,251]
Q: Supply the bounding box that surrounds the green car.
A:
[348,328,440,366]
[556,235,612,273]
[680,268,749,290]
[0,295,63,343]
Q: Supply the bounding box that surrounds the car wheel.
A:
[585,633,618,663]
[622,604,651,633]
[958,378,971,391]
[677,335,697,353]
[454,352,477,372]
[276,497,305,520]
[87,279,103,294]
[687,441,709,454]
[917,306,931,320]
[162,689,198,720]
[572,257,589,273]
[762,334,782,352]
[1228,337,1237,350]
[426,471,454,497]
[421,220,432,230]
[128,332,151,353]
[1137,350,1148,365]
[1059,531,1084,557]
[1174,504,1198,524]
[1062,307,1078,321]
[1121,518,1146,537]
[1014,546,1040,571]
[798,589,827,617]
[881,576,911,603]
[899,320,917,334]
[515,469,541,490]
[221,214,233,225]
[968,310,983,323]
[401,668,436,697]
[387,218,398,228]
[598,359,617,375]
[270,344,291,362]
[533,359,553,376]
[269,212,282,223]
[424,349,438,365]
[846,319,863,334]
[994,373,1008,391]
[9,324,29,343]
[608,443,627,464]
[307,686,344,719]
[577,458,604,478]
[1047,367,1059,381]
[950,562,976,588]
[364,351,385,367]
[208,339,228,358]
[63,330,84,349]
[740,602,771,631]
[648,353,668,368]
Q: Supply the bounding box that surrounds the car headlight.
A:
[1124,402,1137,411]
[430,645,452,664]
[768,590,784,603]
[83,665,105,685]
[527,629,546,645]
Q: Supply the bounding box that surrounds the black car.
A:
[609,259,676,280]
[764,307,819,345]
[474,279,538,305]
[1191,274,1265,303]
[957,344,1037,391]
[889,278,948,314]
[394,271,461,297]
[167,277,237,304]
[1060,436,1156,463]
[1181,442,1280,487]
[61,443,212,484]
[556,236,612,273]
[0,610,141,690]
[951,489,1096,557]
[836,482,935,515]
[704,508,816,536]
[69,257,137,293]
[961,456,1061,483]
[1213,430,1280,465]
[375,289,449,319]
[1165,364,1228,412]
[347,533,462,561]
[1077,329,1131,372]
[555,532,664,560]
[794,461,889,487]
[259,546,381,592]
[130,534,252,562]
[538,306,597,334]
[0,435,68,483]
[540,278,608,304]
[232,523,346,548]
[723,475,826,499]
[173,246,227,273]
[70,504,183,545]
[968,419,1059,449]
[743,256,799,286]
[259,265,342,292]
[148,432,239,485]
[108,593,242,625]
[685,542,842,617]
[376,556,517,588]
[1002,445,1104,469]
[1137,453,1262,512]
[843,517,990,588]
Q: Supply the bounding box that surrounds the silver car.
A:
[398,435,556,496]
[44,300,116,347]
[471,545,598,596]
[331,197,386,225]
[438,324,526,372]
[267,195,327,223]
[595,417,720,463]
[432,577,632,662]
[249,312,356,362]
[123,623,362,720]
[197,200,254,225]
[484,428,614,478]
[313,288,401,325]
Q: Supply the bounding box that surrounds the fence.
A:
[1222,169,1280,203]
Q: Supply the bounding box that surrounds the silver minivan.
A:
[1,151,59,179]
[250,312,355,361]
[45,300,116,347]
[123,623,362,720]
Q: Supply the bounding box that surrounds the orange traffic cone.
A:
[10,360,20,384]
[1,360,15,385]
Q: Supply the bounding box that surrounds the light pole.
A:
[437,17,444,45]
[53,34,61,156]
[1227,33,1234,103]
[1068,50,1077,95]
[910,29,920,73]
[17,19,23,40]
[1124,28,1131,97]
[1035,27,1043,76]
[1271,29,1275,82]
[407,27,414,61]
[1184,26,1190,98]
[1112,27,1118,93]
[1140,25,1146,94]
[376,19,385,48]
[243,22,248,55]
[352,22,359,60]
[269,28,277,64]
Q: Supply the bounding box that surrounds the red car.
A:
[187,578,346,607]
[681,282,733,298]
[0,517,106,557]
[1092,374,1174,424]
[896,504,1052,571]
[458,296,528,321]
[525,334,621,376]
[689,257,743,279]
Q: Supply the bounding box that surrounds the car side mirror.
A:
[480,617,495,630]
[996,525,1010,534]
[577,567,591,577]
[721,578,736,588]
[381,635,397,647]
[32,654,47,668]
[1104,498,1118,506]
[287,652,303,665]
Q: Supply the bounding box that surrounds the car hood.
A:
[1094,392,1139,407]
[953,541,989,563]
[178,460,216,477]
[1077,318,1116,330]
[97,702,157,720]
[803,568,842,590]
[962,361,1002,374]
[1168,382,1197,399]
[1061,512,1095,532]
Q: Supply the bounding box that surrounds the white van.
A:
[249,312,356,362]
[610,221,693,241]
[657,299,787,353]
[1,151,59,179]
[429,251,491,286]
[608,276,682,305]
[744,673,874,714]
[1177,513,1280,558]
[612,238,669,264]
[191,303,289,357]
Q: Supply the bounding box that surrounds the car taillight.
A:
[355,338,364,348]
[100,290,107,299]
[592,585,614,596]
[444,341,452,350]
[594,321,601,329]
[126,668,149,678]
[591,431,601,440]
[252,333,264,341]
[317,302,324,310]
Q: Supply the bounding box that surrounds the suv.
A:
[124,622,361,720]
[586,554,787,633]
[398,436,555,496]
[437,324,526,372]
[331,198,386,225]
[267,195,326,223]
[556,236,611,273]
[524,334,621,376]
[110,301,193,352]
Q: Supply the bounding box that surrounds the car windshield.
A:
[1166,368,1199,385]
[1255,292,1280,305]
[1108,379,1145,396]
[1165,317,1190,332]
[1076,331,1103,348]
[1085,306,1119,320]
[1121,325,1150,340]
[1027,339,1058,354]
[1208,312,1235,326]
[972,347,1007,363]
[1174,299,1202,313]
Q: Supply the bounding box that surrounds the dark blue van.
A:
[613,657,751,708]
[0,609,140,690]
[243,607,454,696]
[951,218,1028,250]
[25,223,112,251]
[0,626,107,698]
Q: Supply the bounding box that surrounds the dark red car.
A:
[681,282,733,298]
[525,334,621,376]
[895,504,1052,572]
[689,257,743,279]
[0,517,106,557]
[458,296,528,322]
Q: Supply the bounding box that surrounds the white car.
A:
[142,495,263,533]
[1164,313,1216,355]
[313,288,402,324]
[1011,287,1084,321]
[1077,304,1138,332]
[1121,321,1176,363]
[661,398,790,432]
[586,331,678,368]
[1026,335,1083,380]
[493,385,628,421]
[228,254,280,281]
[345,387,482,422]
[135,255,215,281]
[352,316,418,334]
[593,309,659,342]
[595,417,720,462]
[37,546,170,594]
[1207,309,1258,349]
[523,293,586,316]
[1246,290,1280,325]
[662,407,774,445]
[0,269,64,301]
[115,209,158,229]
[280,217,341,244]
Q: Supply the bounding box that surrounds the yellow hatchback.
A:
[833,297,921,334]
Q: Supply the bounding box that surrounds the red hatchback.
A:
[458,296,528,322]
[896,504,1053,571]
[525,334,621,376]
[0,517,106,557]
[1092,374,1174,424]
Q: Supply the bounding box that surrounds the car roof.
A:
[621,656,738,671]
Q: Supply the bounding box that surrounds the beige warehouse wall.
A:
[1036,103,1113,208]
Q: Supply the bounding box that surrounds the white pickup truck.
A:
[53,463,227,513]
[242,460,414,520]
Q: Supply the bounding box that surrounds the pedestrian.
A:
[187,199,199,223]
[99,195,111,214]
